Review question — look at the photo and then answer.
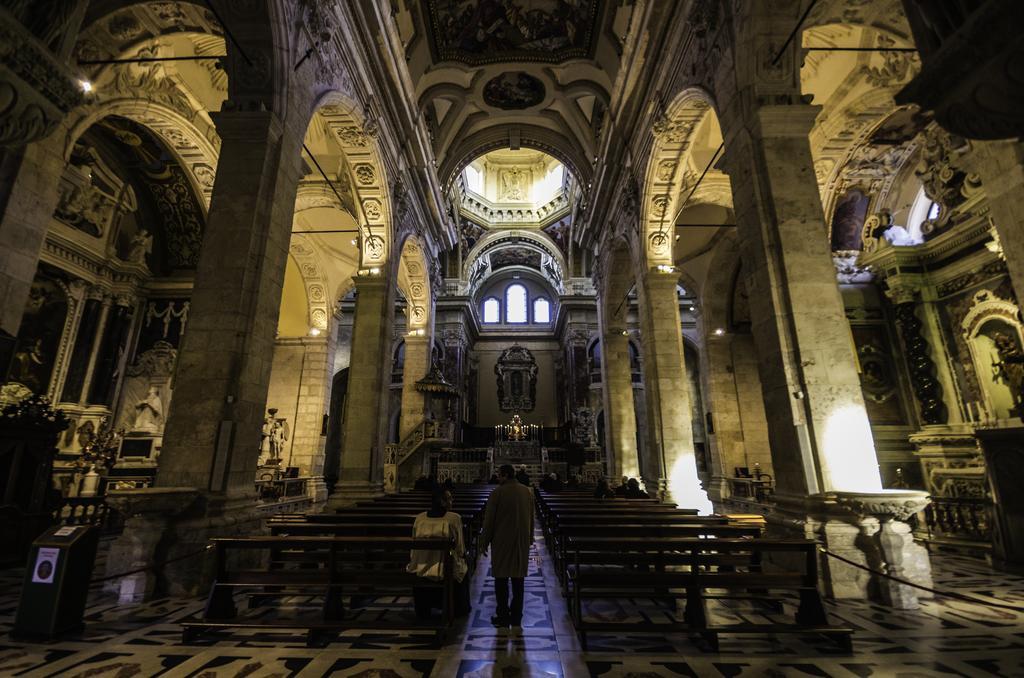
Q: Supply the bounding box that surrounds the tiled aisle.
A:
[1,530,1024,677]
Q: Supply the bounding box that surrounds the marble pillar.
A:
[0,136,65,356]
[598,319,639,482]
[636,270,712,512]
[720,101,932,606]
[332,272,393,503]
[722,103,883,497]
[399,332,431,439]
[156,111,303,497]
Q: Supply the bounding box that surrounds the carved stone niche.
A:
[113,340,177,471]
[495,344,538,413]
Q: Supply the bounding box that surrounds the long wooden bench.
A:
[550,521,762,589]
[564,536,852,651]
[182,536,456,647]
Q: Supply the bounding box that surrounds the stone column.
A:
[636,270,712,512]
[720,103,884,497]
[962,140,1024,299]
[332,272,394,503]
[49,278,88,405]
[885,282,952,426]
[597,315,639,481]
[156,110,304,496]
[285,334,335,502]
[399,331,431,439]
[0,136,66,363]
[699,328,773,503]
[441,325,469,432]
[77,290,112,405]
[720,99,932,606]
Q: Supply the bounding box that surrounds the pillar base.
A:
[327,480,385,508]
[770,490,933,609]
[103,487,200,602]
[105,488,269,601]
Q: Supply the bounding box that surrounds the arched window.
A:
[506,284,527,323]
[482,297,500,323]
[533,297,551,323]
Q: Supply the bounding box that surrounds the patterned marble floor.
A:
[1,531,1023,677]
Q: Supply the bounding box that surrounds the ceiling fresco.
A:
[424,0,602,65]
[483,71,546,109]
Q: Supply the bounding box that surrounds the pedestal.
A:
[771,490,932,609]
[977,425,1024,569]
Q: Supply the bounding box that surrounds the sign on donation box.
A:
[14,524,99,638]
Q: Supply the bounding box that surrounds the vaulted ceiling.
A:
[394,0,636,188]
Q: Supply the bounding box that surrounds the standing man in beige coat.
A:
[480,463,535,627]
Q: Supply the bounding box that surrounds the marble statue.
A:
[269,418,288,462]
[131,385,163,433]
[128,229,153,265]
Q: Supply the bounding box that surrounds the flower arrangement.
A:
[0,394,70,437]
[79,416,124,472]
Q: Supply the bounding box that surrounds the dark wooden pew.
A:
[564,536,852,651]
[182,536,455,647]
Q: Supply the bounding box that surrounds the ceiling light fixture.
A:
[79,79,93,93]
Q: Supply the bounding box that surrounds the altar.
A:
[494,439,541,464]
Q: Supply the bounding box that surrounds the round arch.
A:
[641,87,726,267]
[396,235,432,331]
[462,229,567,293]
[439,124,592,193]
[62,98,218,210]
[306,90,393,269]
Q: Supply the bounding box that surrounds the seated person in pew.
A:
[407,489,470,618]
[540,473,563,492]
[613,475,629,497]
[593,477,615,499]
[624,477,649,499]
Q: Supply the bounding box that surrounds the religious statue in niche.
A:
[260,408,290,465]
[127,229,153,266]
[131,385,163,434]
[495,344,538,412]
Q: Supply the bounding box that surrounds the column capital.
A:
[352,271,388,291]
[641,268,682,290]
[749,103,821,139]
[402,332,430,345]
[210,110,284,144]
[884,278,922,305]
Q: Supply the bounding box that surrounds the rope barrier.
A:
[90,544,214,585]
[817,545,1024,613]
